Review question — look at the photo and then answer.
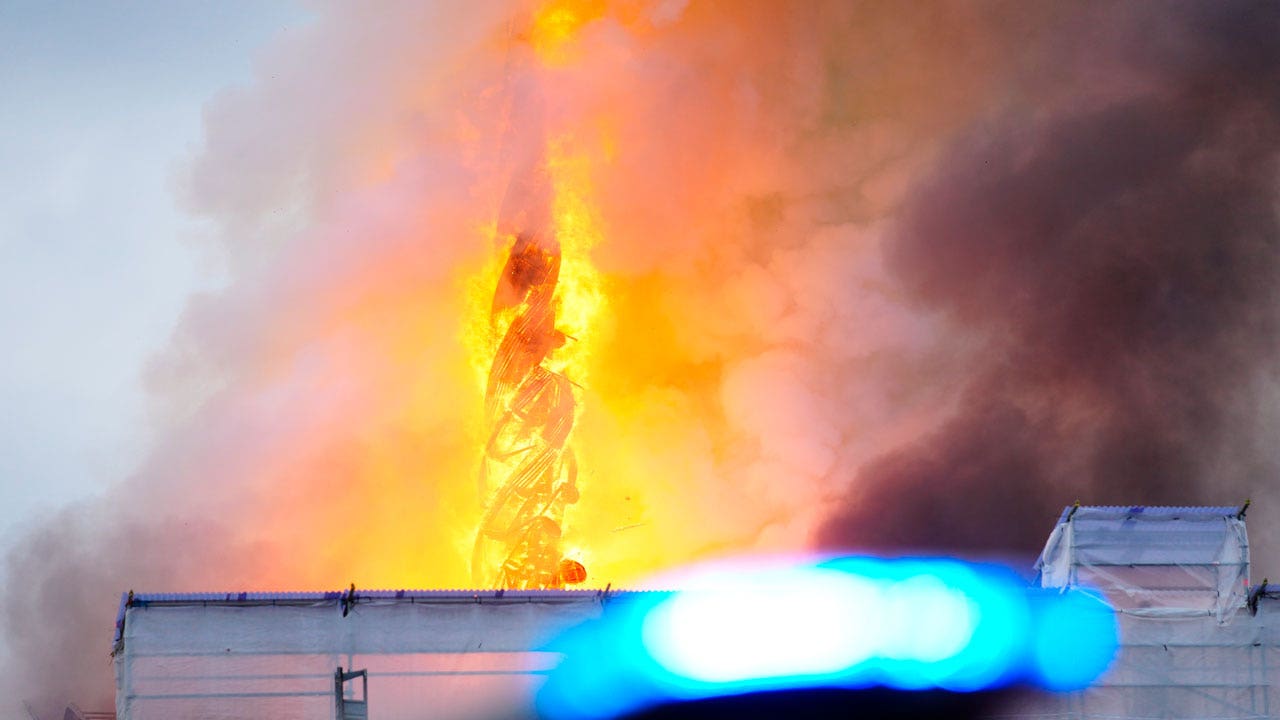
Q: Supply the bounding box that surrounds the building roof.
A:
[114,587,641,647]
[1051,504,1246,523]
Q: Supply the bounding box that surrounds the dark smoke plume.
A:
[817,0,1280,557]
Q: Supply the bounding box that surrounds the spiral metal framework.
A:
[473,232,585,589]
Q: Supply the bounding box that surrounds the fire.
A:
[226,0,813,594]
[468,1,756,589]
[471,230,579,588]
[527,0,606,65]
[467,2,612,589]
[469,134,606,588]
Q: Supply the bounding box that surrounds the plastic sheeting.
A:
[1035,506,1250,622]
[1005,504,1272,720]
[116,587,1280,720]
[998,597,1280,719]
[112,591,610,720]
[114,505,1268,720]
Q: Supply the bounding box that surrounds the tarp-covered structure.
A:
[1035,505,1250,621]
[114,504,1280,720]
[1012,504,1277,719]
[112,589,612,720]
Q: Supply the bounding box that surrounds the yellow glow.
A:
[463,0,729,589]
[463,219,511,391]
[543,139,606,571]
[225,0,862,596]
[463,130,606,587]
[545,137,607,384]
[461,144,606,392]
[529,0,606,65]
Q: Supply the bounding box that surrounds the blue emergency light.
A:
[537,557,1117,720]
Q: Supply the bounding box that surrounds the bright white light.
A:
[880,575,979,663]
[640,566,979,686]
[641,567,883,683]
[539,557,1118,720]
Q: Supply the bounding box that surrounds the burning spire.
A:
[469,4,606,589]
[472,230,586,588]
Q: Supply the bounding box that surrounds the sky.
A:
[0,1,310,546]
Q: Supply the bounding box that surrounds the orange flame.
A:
[467,1,609,587]
[217,0,850,593]
[468,152,604,587]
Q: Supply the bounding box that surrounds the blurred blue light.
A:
[1029,587,1118,691]
[537,557,1117,720]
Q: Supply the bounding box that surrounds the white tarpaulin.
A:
[112,590,609,720]
[1035,505,1250,622]
[1005,504,1276,720]
[115,505,1273,720]
[1000,595,1280,720]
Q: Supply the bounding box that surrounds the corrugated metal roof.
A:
[1054,505,1245,523]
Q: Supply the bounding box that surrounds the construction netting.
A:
[112,591,607,720]
[1001,597,1280,720]
[113,506,1276,720]
[1007,504,1273,720]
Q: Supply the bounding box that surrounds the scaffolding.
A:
[111,589,615,720]
[1035,505,1250,622]
[111,505,1280,720]
[1009,504,1273,720]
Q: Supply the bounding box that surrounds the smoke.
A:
[4,0,1279,715]
[3,3,515,713]
[817,0,1280,555]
